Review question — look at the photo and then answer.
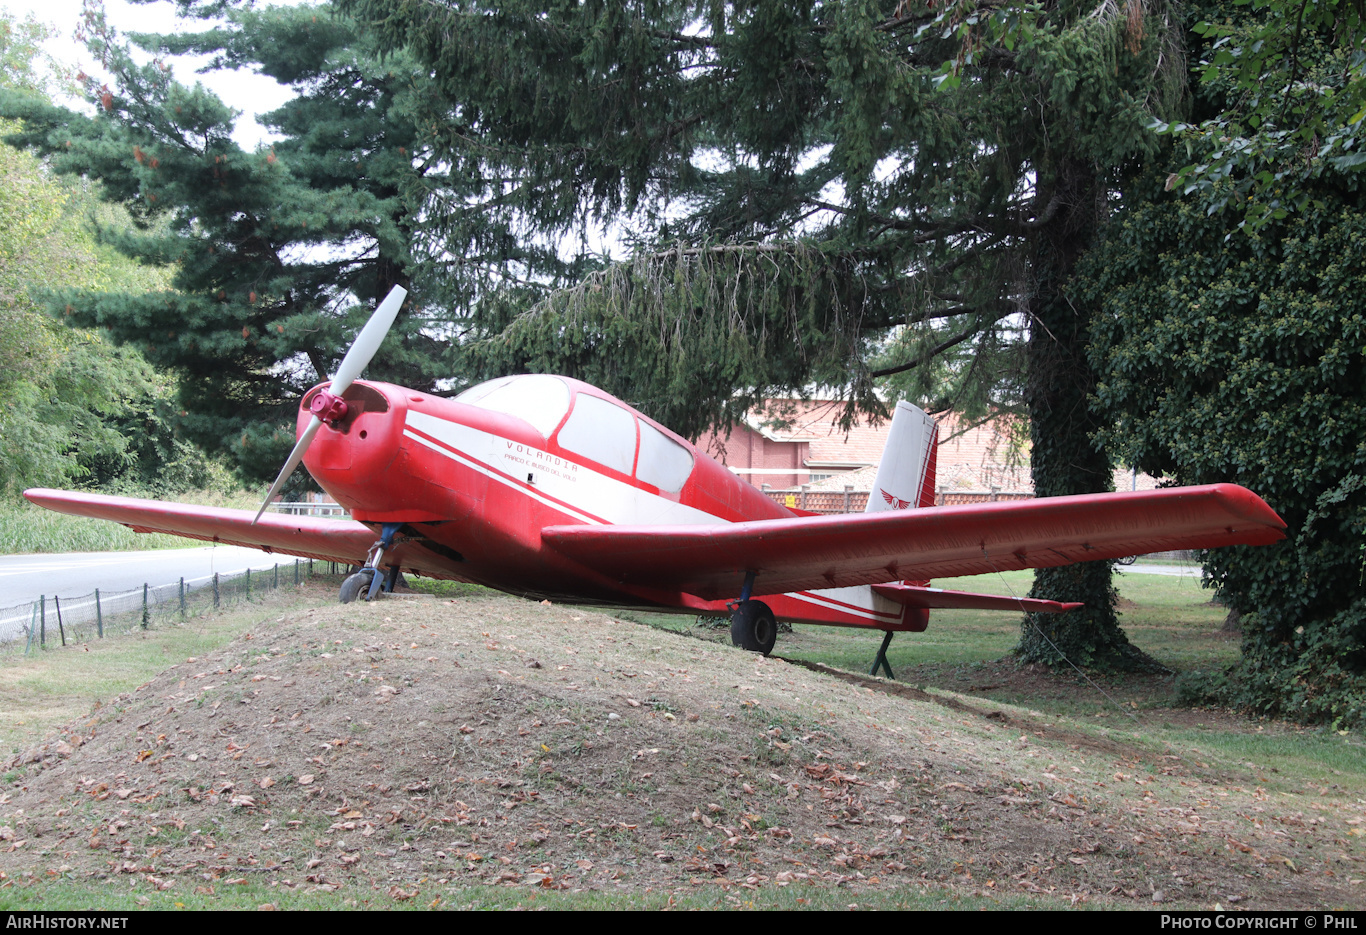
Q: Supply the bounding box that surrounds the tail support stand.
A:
[366,522,404,601]
[870,631,895,680]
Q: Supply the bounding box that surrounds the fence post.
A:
[800,484,809,510]
[26,602,36,655]
[39,595,45,647]
[213,573,220,608]
[843,485,852,512]
[274,563,279,589]
[141,583,149,629]
[294,560,299,587]
[54,596,66,647]
[245,567,251,599]
[95,588,103,638]
[179,577,186,617]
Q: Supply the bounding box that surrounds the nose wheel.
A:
[338,522,404,603]
[339,567,376,603]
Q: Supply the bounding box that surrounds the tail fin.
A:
[865,401,938,514]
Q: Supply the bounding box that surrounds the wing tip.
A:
[1207,482,1288,533]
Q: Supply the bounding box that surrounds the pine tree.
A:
[343,0,1188,669]
[0,1,577,483]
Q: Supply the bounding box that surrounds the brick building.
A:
[696,397,1157,511]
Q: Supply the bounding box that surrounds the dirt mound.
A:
[0,594,1357,908]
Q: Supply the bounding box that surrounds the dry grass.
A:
[0,590,1358,910]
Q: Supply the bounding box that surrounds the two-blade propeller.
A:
[253,286,408,523]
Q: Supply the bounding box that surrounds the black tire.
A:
[339,568,376,604]
[730,599,778,654]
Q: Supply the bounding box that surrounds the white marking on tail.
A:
[866,401,938,514]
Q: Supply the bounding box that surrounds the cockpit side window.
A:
[556,393,638,475]
[454,375,571,438]
[635,420,694,493]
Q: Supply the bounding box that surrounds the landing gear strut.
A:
[869,631,895,679]
[338,522,404,604]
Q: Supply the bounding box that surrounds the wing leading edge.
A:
[24,489,377,566]
[542,484,1285,601]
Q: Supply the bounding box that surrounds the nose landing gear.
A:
[339,522,404,604]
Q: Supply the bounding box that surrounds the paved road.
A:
[1121,563,1201,577]
[0,545,303,608]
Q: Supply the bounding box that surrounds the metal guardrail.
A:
[762,487,1033,513]
[0,559,356,654]
[267,503,350,517]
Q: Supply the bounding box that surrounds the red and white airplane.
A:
[26,288,1286,662]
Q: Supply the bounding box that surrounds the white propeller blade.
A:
[252,286,408,524]
[330,286,407,394]
[253,416,323,523]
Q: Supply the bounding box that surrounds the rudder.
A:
[866,401,938,514]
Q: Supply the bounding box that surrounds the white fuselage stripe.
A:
[792,589,902,621]
[403,428,606,526]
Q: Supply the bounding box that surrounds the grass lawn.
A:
[0,577,340,758]
[614,568,1229,680]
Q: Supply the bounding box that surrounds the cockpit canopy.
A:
[454,375,694,492]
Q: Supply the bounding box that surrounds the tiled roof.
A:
[749,399,891,466]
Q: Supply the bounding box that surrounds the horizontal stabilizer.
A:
[871,583,1082,614]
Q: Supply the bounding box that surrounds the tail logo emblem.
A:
[880,489,912,510]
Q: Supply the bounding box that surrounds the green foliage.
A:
[0,5,231,503]
[0,120,195,496]
[0,2,580,484]
[1082,160,1366,725]
[482,242,886,437]
[1157,0,1366,233]
[341,0,1184,431]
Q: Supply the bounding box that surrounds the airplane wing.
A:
[24,489,378,565]
[542,484,1284,601]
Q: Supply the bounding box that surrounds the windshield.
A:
[453,375,571,438]
[556,393,638,475]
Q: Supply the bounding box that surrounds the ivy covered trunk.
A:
[1019,159,1159,672]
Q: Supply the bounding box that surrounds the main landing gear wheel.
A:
[339,567,376,604]
[730,599,778,655]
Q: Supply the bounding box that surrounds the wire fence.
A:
[0,559,357,655]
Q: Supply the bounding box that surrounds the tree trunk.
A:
[1017,159,1164,672]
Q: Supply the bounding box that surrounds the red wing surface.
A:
[542,484,1284,600]
[25,489,376,565]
